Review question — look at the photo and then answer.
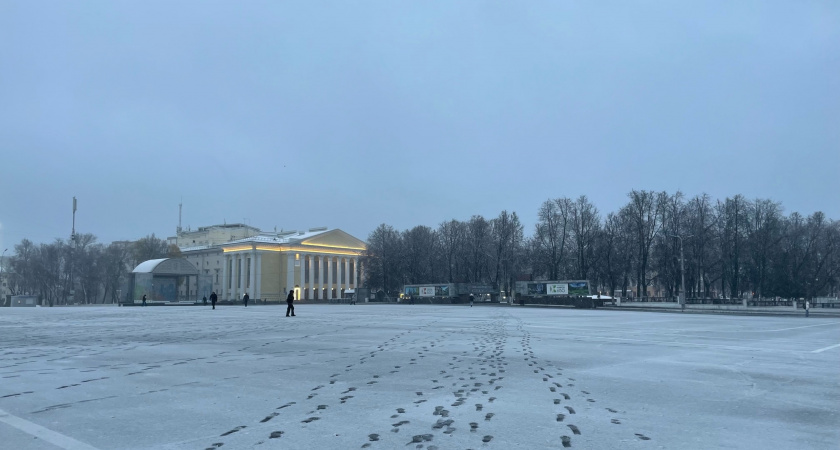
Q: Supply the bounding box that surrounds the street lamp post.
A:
[1,248,7,307]
[669,235,692,311]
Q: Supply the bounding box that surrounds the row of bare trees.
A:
[362,191,840,300]
[362,211,525,295]
[2,234,173,306]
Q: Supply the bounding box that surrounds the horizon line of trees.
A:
[2,234,177,306]
[3,190,837,305]
[361,190,839,300]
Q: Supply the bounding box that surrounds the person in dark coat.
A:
[243,293,249,307]
[203,295,207,306]
[469,294,474,307]
[286,290,296,317]
[142,294,147,307]
[210,291,218,310]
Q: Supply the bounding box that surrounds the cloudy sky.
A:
[1,1,838,251]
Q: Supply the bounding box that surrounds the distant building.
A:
[178,227,366,302]
[171,223,261,248]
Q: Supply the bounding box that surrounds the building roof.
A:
[132,259,168,273]
[224,228,366,249]
[132,258,199,276]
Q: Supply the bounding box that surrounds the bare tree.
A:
[745,199,783,298]
[437,219,465,283]
[569,195,600,280]
[131,234,169,267]
[464,215,491,282]
[401,226,437,284]
[101,242,131,304]
[684,194,718,298]
[716,195,749,298]
[531,198,572,280]
[490,210,524,294]
[624,190,667,297]
[8,239,37,296]
[361,224,402,294]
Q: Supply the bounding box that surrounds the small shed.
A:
[130,258,200,302]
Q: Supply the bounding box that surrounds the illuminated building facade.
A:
[179,227,366,302]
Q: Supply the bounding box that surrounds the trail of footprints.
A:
[516,318,650,447]
[200,314,649,449]
[358,318,511,448]
[203,328,428,448]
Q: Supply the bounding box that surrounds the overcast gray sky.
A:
[1,1,838,251]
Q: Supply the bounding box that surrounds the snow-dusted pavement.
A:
[1,305,838,450]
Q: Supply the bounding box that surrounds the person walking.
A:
[805,300,810,317]
[243,292,249,307]
[469,294,474,307]
[210,291,218,310]
[202,295,207,306]
[286,290,296,317]
[142,294,147,307]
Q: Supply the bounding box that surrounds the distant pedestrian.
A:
[469,294,474,307]
[203,295,207,306]
[350,295,356,305]
[286,290,296,317]
[243,293,249,307]
[805,300,810,317]
[142,294,147,307]
[210,291,217,310]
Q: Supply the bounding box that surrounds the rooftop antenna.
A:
[177,199,183,234]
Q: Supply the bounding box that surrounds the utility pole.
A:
[69,197,77,305]
[1,248,7,307]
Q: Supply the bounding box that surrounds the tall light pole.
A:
[1,248,7,307]
[669,234,692,311]
[69,197,77,305]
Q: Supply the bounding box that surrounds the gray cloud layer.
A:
[1,1,838,249]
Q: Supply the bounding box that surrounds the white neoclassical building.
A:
[179,227,366,302]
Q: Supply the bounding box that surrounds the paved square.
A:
[1,305,838,449]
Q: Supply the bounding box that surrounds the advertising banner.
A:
[419,286,436,297]
[568,281,589,296]
[547,283,568,295]
[527,283,546,295]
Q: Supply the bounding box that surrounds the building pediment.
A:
[300,229,366,251]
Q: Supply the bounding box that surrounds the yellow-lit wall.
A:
[260,252,282,301]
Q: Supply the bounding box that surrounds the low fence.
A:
[617,296,839,309]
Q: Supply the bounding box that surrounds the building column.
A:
[255,252,262,301]
[318,256,324,300]
[238,254,244,300]
[353,258,359,287]
[344,258,350,291]
[337,257,341,296]
[249,248,257,299]
[299,253,305,299]
[221,253,229,300]
[308,255,314,299]
[359,259,365,289]
[286,253,295,295]
[326,256,333,299]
